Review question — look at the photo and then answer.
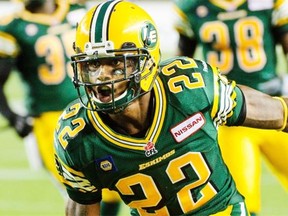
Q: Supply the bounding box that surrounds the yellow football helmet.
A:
[71,0,161,113]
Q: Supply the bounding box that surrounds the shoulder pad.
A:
[159,56,216,113]
[160,56,212,77]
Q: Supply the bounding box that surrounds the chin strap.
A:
[92,87,135,113]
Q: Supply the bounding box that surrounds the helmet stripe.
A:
[90,0,121,43]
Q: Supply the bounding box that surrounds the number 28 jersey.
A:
[54,57,245,215]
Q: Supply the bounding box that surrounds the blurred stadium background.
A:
[0,0,287,215]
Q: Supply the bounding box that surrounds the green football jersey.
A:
[0,3,86,116]
[54,57,246,215]
[174,0,288,93]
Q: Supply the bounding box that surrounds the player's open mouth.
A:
[96,86,113,103]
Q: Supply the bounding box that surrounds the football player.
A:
[53,0,288,215]
[173,0,288,215]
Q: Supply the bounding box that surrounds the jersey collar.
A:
[88,77,167,151]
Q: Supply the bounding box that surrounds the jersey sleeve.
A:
[54,101,102,204]
[209,66,245,127]
[54,154,101,204]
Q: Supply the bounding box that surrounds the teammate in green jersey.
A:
[173,0,288,215]
[0,0,121,215]
[0,0,85,181]
[53,0,288,215]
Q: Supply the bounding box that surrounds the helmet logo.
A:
[141,22,157,48]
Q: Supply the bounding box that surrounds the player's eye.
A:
[86,60,100,71]
[113,69,124,76]
[111,59,123,67]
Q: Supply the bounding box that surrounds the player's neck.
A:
[107,91,154,136]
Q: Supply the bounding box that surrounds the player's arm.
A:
[66,197,100,216]
[239,84,288,131]
[0,58,32,137]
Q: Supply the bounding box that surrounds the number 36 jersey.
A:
[0,3,86,116]
[54,57,245,215]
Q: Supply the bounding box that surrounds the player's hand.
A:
[9,114,33,138]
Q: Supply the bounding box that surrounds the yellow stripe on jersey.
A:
[211,66,237,127]
[211,66,220,121]
[227,80,237,119]
[55,154,98,193]
[56,154,85,177]
[148,77,167,143]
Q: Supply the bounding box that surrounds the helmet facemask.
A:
[71,41,156,114]
[71,0,161,113]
